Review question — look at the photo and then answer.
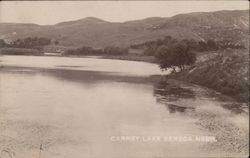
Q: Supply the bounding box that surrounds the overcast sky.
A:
[0,1,249,25]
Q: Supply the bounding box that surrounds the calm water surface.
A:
[0,55,248,158]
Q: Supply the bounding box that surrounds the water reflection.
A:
[221,103,248,114]
[166,104,195,113]
[153,80,196,114]
[0,55,163,76]
[154,81,196,100]
[153,79,247,114]
[1,66,158,85]
[2,65,247,116]
[153,80,196,113]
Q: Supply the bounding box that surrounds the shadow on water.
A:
[0,66,159,85]
[154,80,196,101]
[56,65,85,68]
[153,80,196,113]
[153,79,248,114]
[166,104,195,113]
[221,103,248,114]
[46,69,160,84]
[1,66,247,114]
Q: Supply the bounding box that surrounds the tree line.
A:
[130,36,245,72]
[0,37,51,48]
[63,46,128,56]
[131,36,245,56]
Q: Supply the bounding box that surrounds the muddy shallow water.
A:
[0,55,248,158]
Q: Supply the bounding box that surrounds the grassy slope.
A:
[169,49,249,102]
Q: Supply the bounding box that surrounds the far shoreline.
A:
[0,53,157,63]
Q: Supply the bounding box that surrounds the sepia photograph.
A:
[0,1,249,158]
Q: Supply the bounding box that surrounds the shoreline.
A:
[0,53,156,63]
[62,54,156,63]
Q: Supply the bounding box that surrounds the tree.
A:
[181,39,198,51]
[10,37,51,48]
[0,39,7,48]
[198,41,208,51]
[207,39,218,51]
[143,45,158,56]
[54,40,59,45]
[155,42,196,72]
[104,46,128,55]
[155,45,176,72]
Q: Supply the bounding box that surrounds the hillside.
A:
[0,10,249,48]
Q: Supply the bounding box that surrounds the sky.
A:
[0,1,249,25]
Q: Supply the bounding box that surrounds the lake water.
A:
[0,55,248,158]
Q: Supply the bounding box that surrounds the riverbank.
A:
[164,49,249,103]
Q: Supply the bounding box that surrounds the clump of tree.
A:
[104,46,128,55]
[131,36,178,56]
[0,39,8,48]
[155,42,196,72]
[217,40,245,49]
[54,40,59,45]
[130,36,245,57]
[0,37,52,49]
[10,37,51,48]
[0,37,52,55]
[65,46,102,56]
[64,46,128,56]
[131,36,194,56]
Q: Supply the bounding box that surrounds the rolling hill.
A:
[0,10,248,48]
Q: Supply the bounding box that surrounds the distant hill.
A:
[0,10,248,48]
